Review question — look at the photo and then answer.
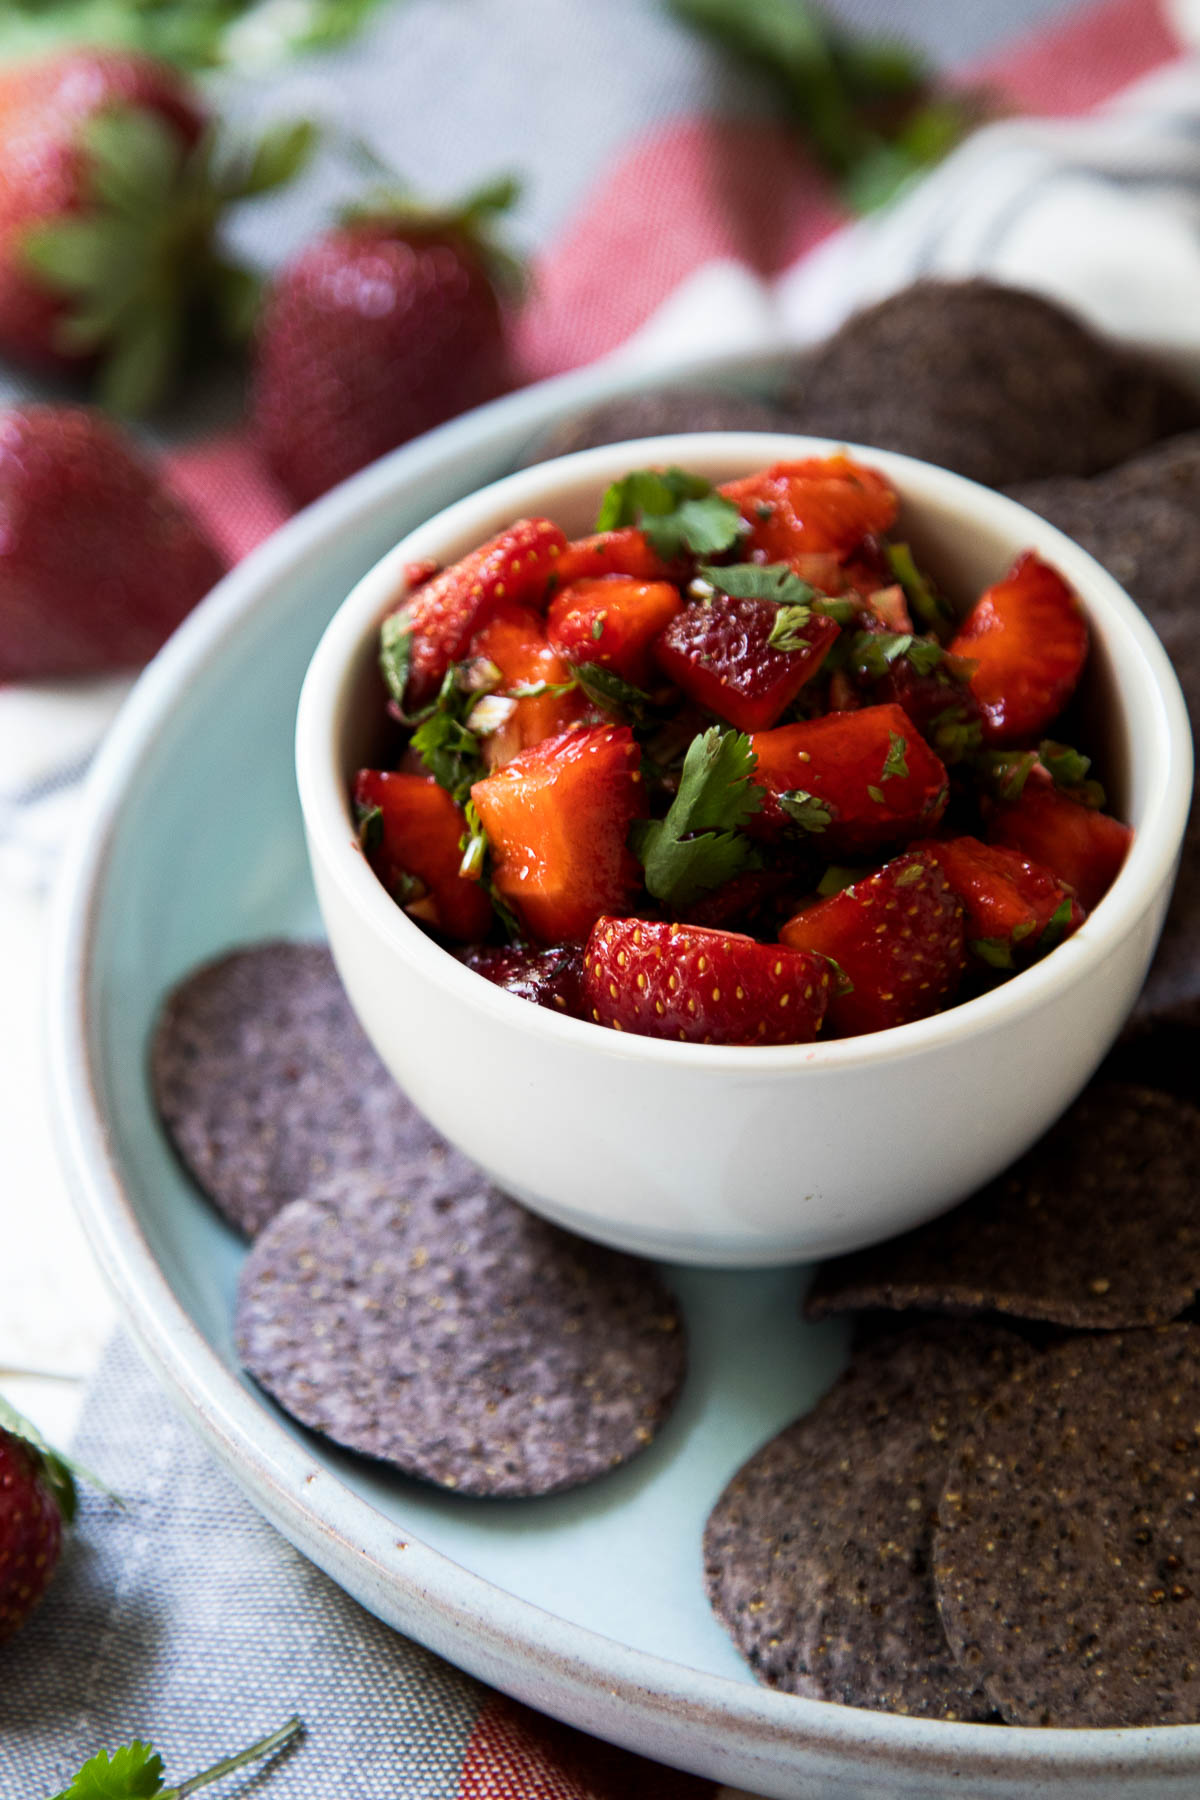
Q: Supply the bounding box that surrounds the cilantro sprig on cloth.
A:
[47,1717,302,1800]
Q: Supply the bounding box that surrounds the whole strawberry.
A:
[0,49,314,412]
[0,1415,74,1644]
[0,405,225,680]
[252,177,520,505]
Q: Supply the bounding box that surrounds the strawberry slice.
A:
[469,724,643,943]
[720,456,897,562]
[396,517,567,709]
[468,599,589,768]
[949,551,1088,745]
[924,835,1084,967]
[354,769,492,942]
[779,849,965,1036]
[583,917,832,1046]
[654,594,840,733]
[551,527,677,586]
[547,575,683,687]
[750,703,949,852]
[987,783,1132,912]
[459,942,586,1016]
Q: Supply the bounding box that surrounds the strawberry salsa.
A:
[354,456,1132,1046]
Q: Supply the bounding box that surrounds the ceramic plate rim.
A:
[45,351,1200,1793]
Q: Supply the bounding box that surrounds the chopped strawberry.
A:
[654,594,839,733]
[354,769,493,942]
[468,599,589,768]
[720,456,897,562]
[469,724,643,943]
[949,551,1088,744]
[987,783,1132,911]
[583,917,832,1046]
[924,836,1084,966]
[750,703,949,852]
[551,527,677,586]
[868,656,984,764]
[547,575,683,687]
[779,849,965,1036]
[398,517,567,709]
[459,942,586,1016]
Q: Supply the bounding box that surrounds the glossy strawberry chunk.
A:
[950,551,1088,745]
[552,527,677,586]
[750,703,949,852]
[583,917,832,1046]
[459,942,586,1016]
[780,849,965,1036]
[398,517,567,708]
[721,456,897,562]
[469,724,643,943]
[987,783,1131,912]
[654,594,839,733]
[547,575,682,687]
[925,836,1084,965]
[354,769,492,942]
[468,599,588,768]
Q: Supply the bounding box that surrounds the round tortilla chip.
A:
[517,386,793,467]
[235,1176,687,1498]
[806,1084,1200,1331]
[935,1326,1200,1727]
[785,281,1199,489]
[703,1320,1030,1719]
[151,941,452,1238]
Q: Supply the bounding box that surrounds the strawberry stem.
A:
[162,1717,303,1797]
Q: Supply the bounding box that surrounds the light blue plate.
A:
[48,354,1200,1799]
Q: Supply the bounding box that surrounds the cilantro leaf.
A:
[970,937,1015,970]
[458,800,522,939]
[767,605,817,653]
[1039,738,1107,808]
[50,1741,164,1800]
[975,749,1039,804]
[355,802,383,857]
[885,542,954,633]
[881,730,909,781]
[779,790,832,833]
[633,726,763,906]
[573,662,656,724]
[379,608,413,708]
[595,466,742,559]
[845,630,949,680]
[410,665,489,804]
[1037,897,1076,955]
[696,561,816,606]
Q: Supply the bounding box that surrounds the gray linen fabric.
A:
[0,1334,484,1796]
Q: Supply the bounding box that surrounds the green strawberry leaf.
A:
[222,119,319,200]
[0,1393,120,1525]
[84,110,183,217]
[633,726,763,906]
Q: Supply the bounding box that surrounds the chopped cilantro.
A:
[971,937,1015,970]
[927,705,982,765]
[975,748,1039,804]
[410,665,490,803]
[573,662,656,724]
[696,561,817,606]
[457,799,521,938]
[1037,897,1076,955]
[379,608,413,707]
[885,542,954,633]
[866,783,886,805]
[817,864,859,896]
[355,802,383,857]
[846,630,948,680]
[504,677,577,700]
[591,615,605,640]
[767,604,816,653]
[779,789,833,833]
[632,726,763,906]
[881,730,909,782]
[1039,739,1106,808]
[595,466,742,559]
[824,954,855,995]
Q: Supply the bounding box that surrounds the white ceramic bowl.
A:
[296,432,1192,1267]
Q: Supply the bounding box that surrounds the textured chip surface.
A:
[807,1084,1200,1330]
[152,942,450,1238]
[1012,434,1200,1036]
[704,1320,1030,1718]
[785,281,1198,489]
[235,1176,687,1497]
[518,386,792,466]
[934,1327,1200,1727]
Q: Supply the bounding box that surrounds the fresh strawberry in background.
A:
[252,176,522,506]
[0,49,315,413]
[0,405,224,680]
[0,1396,80,1644]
